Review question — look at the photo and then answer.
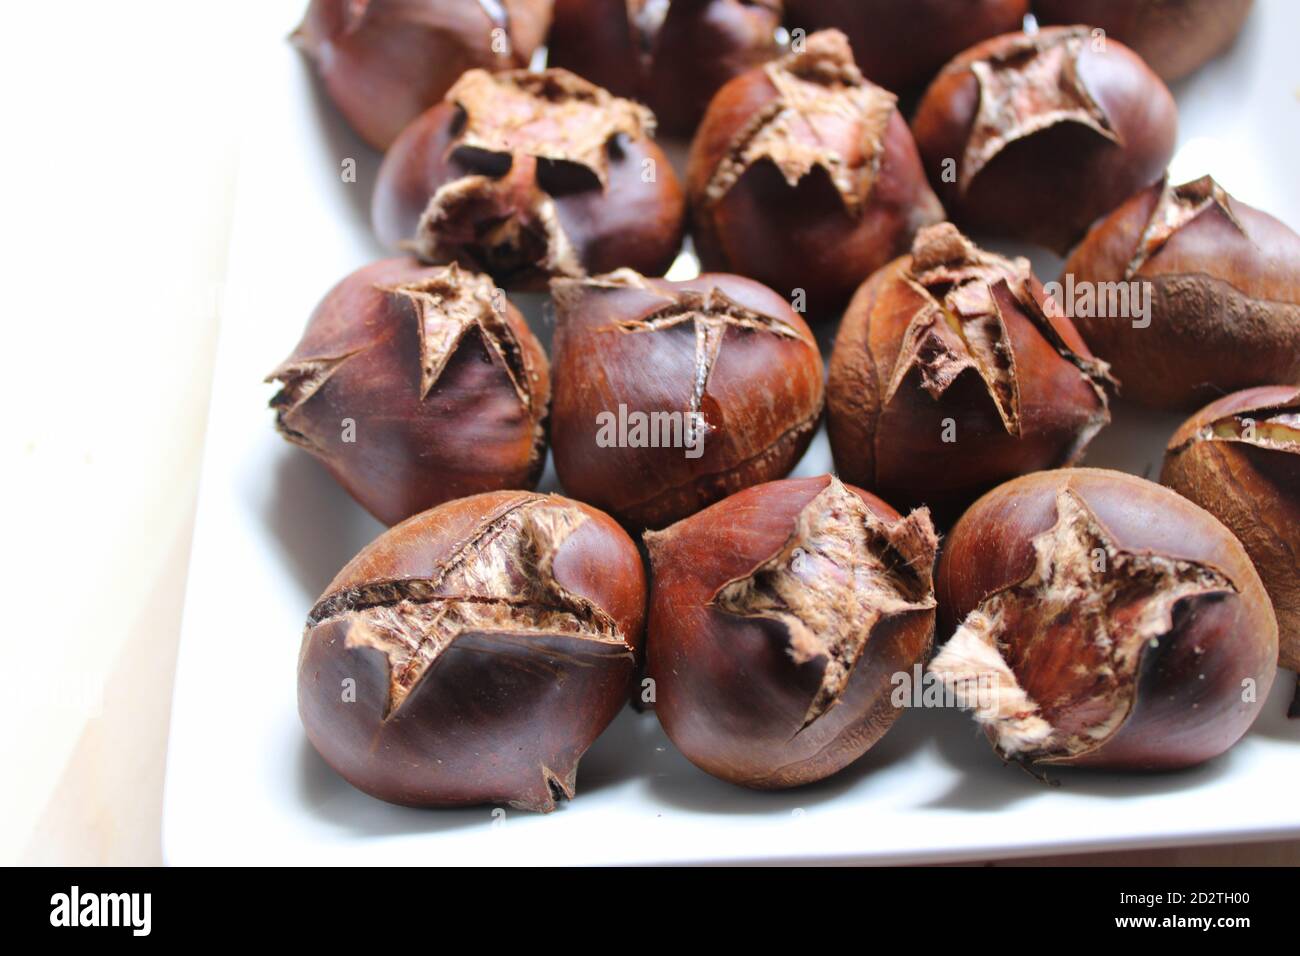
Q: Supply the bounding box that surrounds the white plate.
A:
[164,0,1300,865]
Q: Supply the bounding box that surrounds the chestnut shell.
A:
[1162,385,1300,711]
[784,0,1029,91]
[646,476,938,788]
[293,0,553,150]
[1035,0,1254,82]
[912,26,1177,253]
[550,270,825,529]
[827,223,1113,525]
[933,469,1277,770]
[687,30,944,318]
[1062,176,1300,409]
[298,490,646,810]
[267,258,550,526]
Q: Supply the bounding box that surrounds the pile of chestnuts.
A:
[281,0,1297,814]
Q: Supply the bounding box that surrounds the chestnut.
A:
[911,26,1177,254]
[929,468,1278,770]
[784,0,1029,92]
[645,476,938,787]
[550,269,824,529]
[547,0,784,137]
[267,259,550,526]
[686,29,945,318]
[826,223,1113,526]
[1162,386,1300,715]
[373,68,686,291]
[1061,175,1300,410]
[292,0,553,150]
[1035,0,1254,82]
[299,490,646,810]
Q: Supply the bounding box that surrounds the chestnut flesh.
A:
[645,476,938,788]
[827,223,1113,525]
[687,29,944,318]
[293,0,553,150]
[1035,0,1254,82]
[912,26,1177,253]
[1162,386,1300,715]
[268,259,550,526]
[930,469,1278,770]
[547,0,784,137]
[784,0,1029,92]
[373,68,685,290]
[1062,175,1300,409]
[550,269,825,529]
[299,490,646,810]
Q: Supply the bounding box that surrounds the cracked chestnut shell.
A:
[1036,0,1254,82]
[298,490,646,810]
[930,469,1278,770]
[784,0,1029,92]
[373,68,685,291]
[646,476,938,787]
[687,29,945,318]
[1062,176,1300,409]
[550,269,824,529]
[912,26,1177,253]
[1162,386,1300,715]
[293,0,553,150]
[827,223,1113,526]
[547,0,784,137]
[268,259,550,526]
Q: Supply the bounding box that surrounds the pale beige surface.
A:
[3,2,1295,868]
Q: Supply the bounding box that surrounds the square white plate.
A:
[164,0,1300,865]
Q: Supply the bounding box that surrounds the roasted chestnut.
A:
[912,26,1177,253]
[548,0,784,137]
[645,476,938,787]
[293,0,553,150]
[268,259,550,526]
[1162,386,1300,715]
[1035,0,1254,82]
[687,29,944,318]
[550,269,824,528]
[784,0,1029,91]
[929,469,1278,770]
[1061,175,1300,409]
[373,68,685,290]
[826,223,1113,525]
[299,490,646,810]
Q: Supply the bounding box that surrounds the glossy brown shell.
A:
[1035,0,1254,82]
[936,469,1278,769]
[912,27,1177,253]
[298,491,646,810]
[550,271,824,529]
[645,476,938,788]
[1063,178,1300,409]
[267,258,550,526]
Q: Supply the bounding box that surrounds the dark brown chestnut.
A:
[267,259,550,526]
[373,68,685,290]
[299,490,646,810]
[1035,0,1254,82]
[827,223,1113,525]
[293,0,553,150]
[930,468,1278,770]
[547,0,784,137]
[912,26,1177,253]
[784,0,1029,91]
[1061,175,1300,410]
[1162,386,1300,715]
[645,476,938,787]
[687,29,945,318]
[550,269,824,529]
